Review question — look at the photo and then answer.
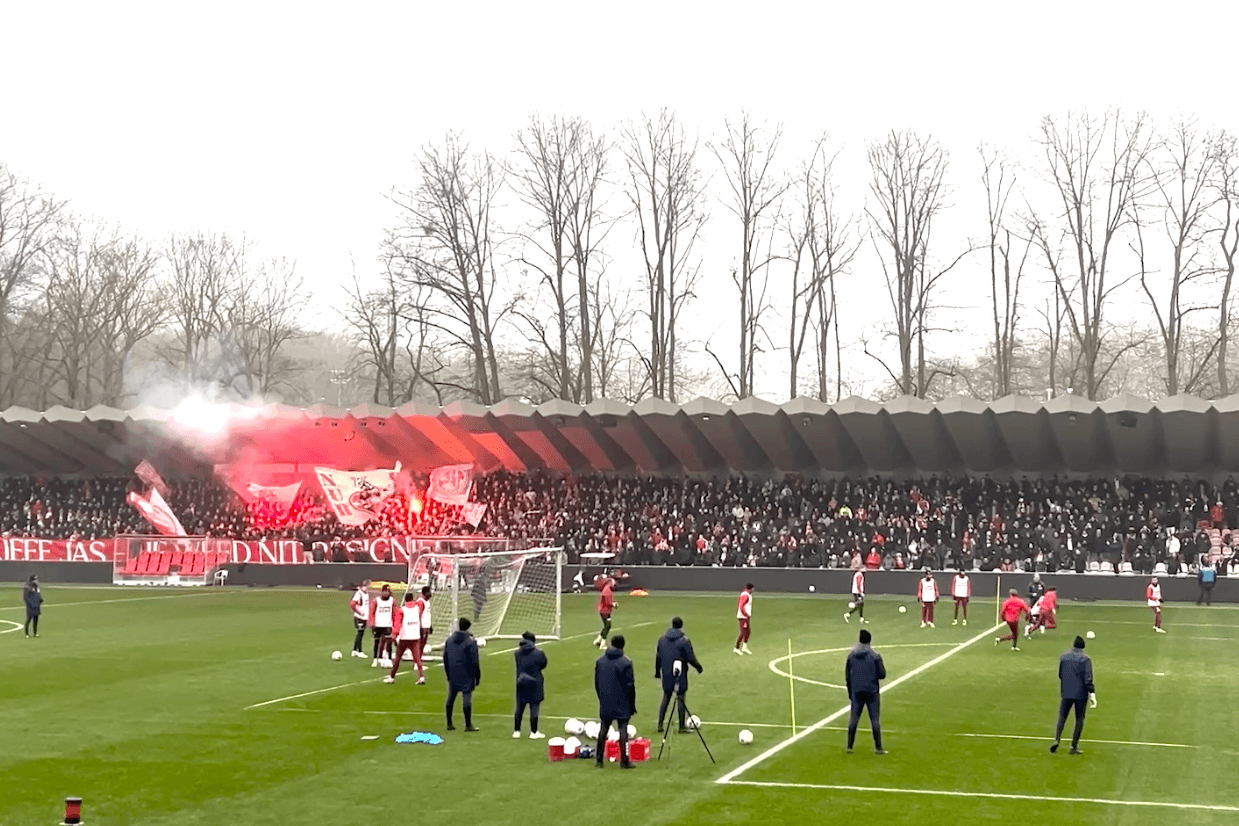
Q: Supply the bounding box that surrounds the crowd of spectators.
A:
[1,472,1236,574]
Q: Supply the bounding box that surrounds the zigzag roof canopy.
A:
[0,394,1232,477]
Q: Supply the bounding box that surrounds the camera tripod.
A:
[656,691,715,765]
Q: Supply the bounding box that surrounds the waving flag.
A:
[134,460,170,496]
[428,464,474,506]
[315,466,398,526]
[461,502,488,527]
[246,482,303,519]
[127,488,187,536]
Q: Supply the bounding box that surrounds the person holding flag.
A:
[917,570,939,628]
[951,570,971,626]
[996,589,1031,651]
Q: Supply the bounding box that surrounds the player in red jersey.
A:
[996,589,1031,650]
[1026,587,1058,638]
[384,593,423,684]
[593,577,616,648]
[950,571,971,626]
[734,583,754,655]
[1147,576,1167,633]
[844,569,869,624]
[917,571,939,628]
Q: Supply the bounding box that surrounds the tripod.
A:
[656,692,715,765]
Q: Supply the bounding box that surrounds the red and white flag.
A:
[246,482,302,519]
[428,464,474,506]
[315,466,398,526]
[127,488,187,536]
[134,460,170,496]
[461,502,488,527]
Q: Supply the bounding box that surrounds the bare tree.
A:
[1134,117,1219,396]
[1214,130,1239,395]
[865,130,962,398]
[163,231,243,388]
[1030,110,1152,400]
[980,145,1029,399]
[784,135,859,400]
[388,134,509,404]
[221,256,310,397]
[707,112,787,399]
[622,110,707,402]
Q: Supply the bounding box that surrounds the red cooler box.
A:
[627,738,651,762]
[604,739,621,761]
[548,737,566,761]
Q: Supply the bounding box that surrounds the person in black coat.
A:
[513,631,548,739]
[594,634,636,769]
[654,616,702,734]
[1051,636,1096,754]
[23,574,42,638]
[844,629,886,755]
[443,618,481,732]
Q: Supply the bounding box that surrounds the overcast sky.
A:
[4,1,1237,402]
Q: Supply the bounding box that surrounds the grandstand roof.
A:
[1,394,1236,477]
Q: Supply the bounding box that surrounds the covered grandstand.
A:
[0,393,1234,476]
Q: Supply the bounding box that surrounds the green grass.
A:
[2,586,1238,825]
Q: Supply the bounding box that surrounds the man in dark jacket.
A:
[513,631,548,740]
[654,617,702,734]
[443,618,481,732]
[1051,635,1096,755]
[23,574,42,638]
[844,629,886,755]
[594,634,636,769]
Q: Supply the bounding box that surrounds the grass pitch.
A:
[2,585,1238,825]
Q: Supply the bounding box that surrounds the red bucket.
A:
[604,739,621,762]
[627,738,651,762]
[548,737,566,762]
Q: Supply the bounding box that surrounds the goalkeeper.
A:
[1051,635,1096,755]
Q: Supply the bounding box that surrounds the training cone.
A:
[62,797,83,825]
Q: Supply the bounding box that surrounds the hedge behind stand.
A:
[1,561,1233,604]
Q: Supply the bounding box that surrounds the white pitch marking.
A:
[1075,619,1239,628]
[1181,636,1237,642]
[950,732,1197,749]
[722,781,1239,813]
[487,621,657,656]
[243,678,383,710]
[716,623,1001,785]
[768,643,956,690]
[276,708,794,730]
[0,591,247,611]
[0,619,23,634]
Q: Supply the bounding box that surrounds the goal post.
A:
[406,547,565,650]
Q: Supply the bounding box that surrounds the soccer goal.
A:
[406,547,564,650]
[112,535,232,586]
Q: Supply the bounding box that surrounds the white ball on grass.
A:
[331,650,343,661]
[607,727,621,742]
[584,721,601,739]
[809,585,816,592]
[738,729,754,745]
[626,724,637,738]
[847,601,855,610]
[688,715,701,730]
[898,606,907,614]
[564,718,582,735]
[1086,631,1096,640]
[476,637,487,648]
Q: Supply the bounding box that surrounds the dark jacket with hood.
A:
[514,638,547,704]
[654,627,702,693]
[595,646,636,720]
[23,580,41,615]
[443,629,481,692]
[845,643,886,698]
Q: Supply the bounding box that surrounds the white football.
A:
[607,727,620,742]
[331,650,343,661]
[847,601,855,610]
[1086,631,1096,640]
[688,715,701,730]
[476,637,487,648]
[565,718,584,736]
[626,724,637,738]
[899,605,907,614]
[738,729,754,745]
[584,721,601,739]
[809,585,816,592]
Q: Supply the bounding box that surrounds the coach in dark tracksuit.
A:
[443,618,481,732]
[1051,635,1096,754]
[23,575,42,638]
[514,632,548,737]
[655,616,703,734]
[594,634,636,769]
[845,629,886,755]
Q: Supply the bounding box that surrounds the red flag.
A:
[461,502,487,527]
[127,488,187,536]
[134,460,170,496]
[246,482,302,519]
[428,464,473,506]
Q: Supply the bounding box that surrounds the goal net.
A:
[406,547,564,651]
[113,536,231,586]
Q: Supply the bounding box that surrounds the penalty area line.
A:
[487,621,658,656]
[721,781,1239,813]
[715,622,1002,785]
[243,678,384,710]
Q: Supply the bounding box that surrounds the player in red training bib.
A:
[734,583,754,655]
[844,569,869,624]
[593,577,615,648]
[369,584,396,666]
[1147,576,1166,633]
[1026,587,1058,638]
[951,571,971,626]
[917,571,939,628]
[384,593,423,684]
[996,589,1031,651]
[349,580,371,658]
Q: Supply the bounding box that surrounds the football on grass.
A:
[1086,631,1096,639]
[476,637,487,648]
[331,651,342,660]
[738,729,754,745]
[899,606,907,614]
[847,601,855,609]
[688,715,701,730]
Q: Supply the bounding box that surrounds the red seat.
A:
[186,552,204,575]
[123,553,143,574]
[169,550,183,570]
[137,551,154,574]
[153,552,171,575]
